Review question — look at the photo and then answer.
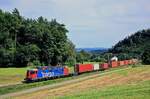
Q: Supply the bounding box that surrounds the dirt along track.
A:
[0,82,22,87]
[0,67,131,99]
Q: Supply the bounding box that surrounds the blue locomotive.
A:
[25,66,69,81]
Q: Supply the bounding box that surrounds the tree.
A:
[0,9,72,67]
[76,50,91,63]
[109,29,150,60]
[142,46,150,64]
[63,40,76,66]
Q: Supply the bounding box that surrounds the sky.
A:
[0,0,150,48]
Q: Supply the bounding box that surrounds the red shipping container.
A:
[76,64,93,73]
[64,67,69,76]
[124,60,129,65]
[118,61,124,66]
[111,61,118,68]
[100,63,109,69]
[128,60,132,65]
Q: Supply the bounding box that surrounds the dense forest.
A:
[109,29,150,64]
[0,8,76,67]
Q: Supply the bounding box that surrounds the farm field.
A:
[11,65,150,99]
[0,68,28,86]
[0,66,126,96]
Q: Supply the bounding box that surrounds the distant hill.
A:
[109,29,150,58]
[76,47,108,53]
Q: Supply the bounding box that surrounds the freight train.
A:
[24,59,138,82]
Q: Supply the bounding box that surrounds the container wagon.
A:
[111,61,118,68]
[100,63,109,70]
[75,64,94,74]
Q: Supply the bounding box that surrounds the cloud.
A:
[0,0,150,48]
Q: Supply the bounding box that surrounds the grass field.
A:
[57,65,150,99]
[12,65,150,99]
[58,80,150,99]
[0,66,128,96]
[1,65,150,99]
[0,68,28,86]
[0,66,107,95]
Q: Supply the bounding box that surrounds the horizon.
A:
[0,0,150,48]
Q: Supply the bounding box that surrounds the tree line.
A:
[0,8,76,67]
[109,29,150,64]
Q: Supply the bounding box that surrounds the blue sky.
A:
[0,0,150,48]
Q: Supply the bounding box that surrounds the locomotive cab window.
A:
[30,71,36,74]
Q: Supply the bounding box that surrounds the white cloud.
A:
[0,0,150,47]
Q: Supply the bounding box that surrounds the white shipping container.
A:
[93,64,99,70]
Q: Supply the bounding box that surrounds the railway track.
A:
[0,66,131,99]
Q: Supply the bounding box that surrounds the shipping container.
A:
[76,64,93,73]
[128,60,132,65]
[93,64,100,70]
[111,61,118,68]
[118,61,124,66]
[100,63,109,69]
[124,60,129,65]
